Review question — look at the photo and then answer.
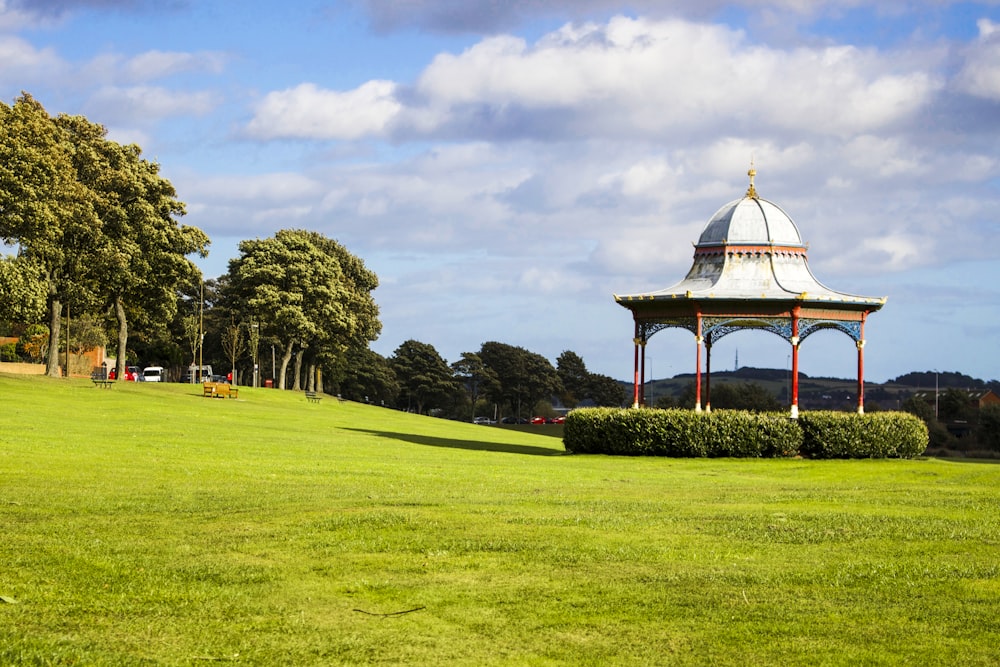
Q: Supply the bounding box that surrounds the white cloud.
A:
[406,17,941,139]
[0,35,63,83]
[182,172,325,204]
[78,49,228,86]
[84,85,219,124]
[954,18,1000,100]
[246,16,941,144]
[245,81,402,140]
[122,50,228,82]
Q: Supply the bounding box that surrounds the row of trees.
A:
[0,93,208,377]
[375,342,626,420]
[0,95,382,386]
[0,93,617,414]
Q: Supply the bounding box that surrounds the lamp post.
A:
[198,280,204,380]
[250,321,260,388]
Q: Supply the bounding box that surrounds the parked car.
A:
[473,417,495,425]
[181,364,213,383]
[142,366,165,382]
[108,366,137,381]
[501,416,529,424]
[552,416,566,424]
[530,416,548,424]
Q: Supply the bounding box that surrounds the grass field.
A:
[1,373,998,666]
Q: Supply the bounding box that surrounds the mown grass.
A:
[1,373,998,665]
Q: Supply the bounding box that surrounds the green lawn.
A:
[1,373,998,665]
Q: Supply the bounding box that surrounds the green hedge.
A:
[798,411,928,459]
[564,408,928,459]
[563,408,801,458]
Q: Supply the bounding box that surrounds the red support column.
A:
[694,314,703,413]
[857,313,867,414]
[632,324,641,408]
[790,307,801,419]
[640,340,647,406]
[705,340,712,413]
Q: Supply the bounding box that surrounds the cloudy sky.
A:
[3,0,1000,388]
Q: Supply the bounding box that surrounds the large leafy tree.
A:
[391,339,459,414]
[478,341,561,419]
[587,373,628,407]
[556,350,589,408]
[337,346,399,405]
[451,352,499,414]
[0,94,99,375]
[55,113,208,378]
[226,229,379,390]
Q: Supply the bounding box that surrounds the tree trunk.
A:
[114,295,128,379]
[279,340,294,390]
[316,366,323,394]
[46,293,61,377]
[306,362,316,392]
[293,347,305,391]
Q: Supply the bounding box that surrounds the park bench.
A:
[305,391,322,403]
[91,367,114,389]
[203,382,239,399]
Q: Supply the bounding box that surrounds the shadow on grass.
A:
[345,428,566,457]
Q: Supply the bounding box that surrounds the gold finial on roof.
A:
[746,158,758,199]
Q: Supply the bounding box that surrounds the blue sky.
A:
[3,0,1000,388]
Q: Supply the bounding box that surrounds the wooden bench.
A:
[204,382,239,399]
[305,391,322,403]
[91,369,114,389]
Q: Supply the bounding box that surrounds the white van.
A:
[182,365,213,383]
[142,366,165,382]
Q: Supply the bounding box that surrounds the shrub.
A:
[798,411,928,459]
[0,342,17,362]
[564,408,800,458]
[566,408,927,459]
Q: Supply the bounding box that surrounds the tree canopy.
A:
[391,339,459,414]
[225,229,380,390]
[0,93,207,376]
[478,341,562,418]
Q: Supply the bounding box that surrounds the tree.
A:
[938,389,975,424]
[976,404,1000,452]
[478,341,561,419]
[220,319,244,384]
[225,230,380,391]
[678,381,781,412]
[1,94,208,377]
[451,352,500,415]
[55,113,208,380]
[0,94,100,376]
[587,373,627,407]
[902,395,955,450]
[337,347,398,405]
[391,340,459,414]
[556,350,589,408]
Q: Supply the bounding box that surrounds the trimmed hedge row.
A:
[798,411,929,459]
[563,408,928,459]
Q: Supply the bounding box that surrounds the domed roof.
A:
[614,167,885,309]
[697,196,804,248]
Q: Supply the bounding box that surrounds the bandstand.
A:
[614,168,886,417]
